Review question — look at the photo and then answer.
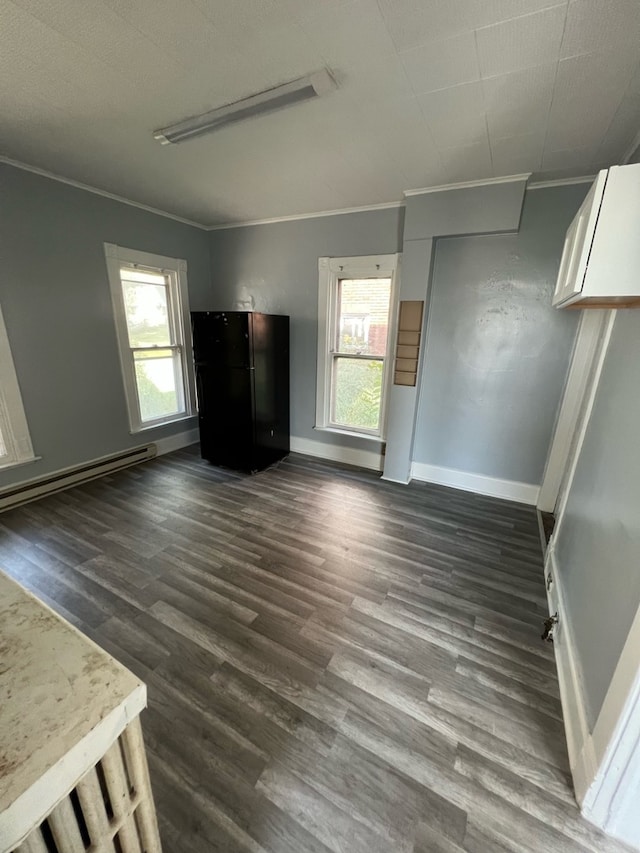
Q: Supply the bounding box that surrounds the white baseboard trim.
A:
[545,547,597,805]
[410,461,539,505]
[290,436,383,472]
[583,601,640,848]
[154,428,200,456]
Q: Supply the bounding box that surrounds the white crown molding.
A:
[403,173,531,197]
[206,200,405,231]
[0,155,208,230]
[527,175,596,190]
[5,152,599,233]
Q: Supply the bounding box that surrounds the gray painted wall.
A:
[403,179,526,241]
[0,164,210,489]
[384,178,527,483]
[413,185,587,486]
[208,208,403,453]
[555,309,640,727]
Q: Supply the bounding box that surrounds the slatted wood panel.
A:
[14,719,161,853]
[0,447,630,853]
[394,300,424,386]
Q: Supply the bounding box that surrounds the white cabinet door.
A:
[582,164,640,302]
[554,215,580,304]
[552,170,608,307]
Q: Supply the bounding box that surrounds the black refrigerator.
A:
[191,311,290,473]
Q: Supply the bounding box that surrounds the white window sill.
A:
[129,413,197,435]
[0,455,42,472]
[314,425,385,443]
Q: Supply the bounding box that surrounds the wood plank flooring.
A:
[0,447,630,853]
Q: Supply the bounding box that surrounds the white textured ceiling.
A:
[1,0,639,225]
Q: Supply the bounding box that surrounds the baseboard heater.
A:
[0,444,157,513]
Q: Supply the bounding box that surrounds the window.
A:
[104,244,196,432]
[316,255,399,438]
[0,304,36,470]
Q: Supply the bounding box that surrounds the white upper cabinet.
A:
[553,164,640,309]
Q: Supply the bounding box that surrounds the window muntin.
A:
[316,256,398,439]
[330,277,391,433]
[120,267,185,425]
[105,245,195,433]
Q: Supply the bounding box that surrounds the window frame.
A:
[0,303,36,471]
[316,254,400,440]
[104,244,196,433]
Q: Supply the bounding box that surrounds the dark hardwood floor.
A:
[0,447,629,852]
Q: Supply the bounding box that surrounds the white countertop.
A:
[0,570,146,852]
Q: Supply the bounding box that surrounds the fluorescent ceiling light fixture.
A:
[154,69,337,145]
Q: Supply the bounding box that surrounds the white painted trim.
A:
[410,461,539,505]
[552,311,617,542]
[592,603,640,766]
[1,153,596,232]
[0,156,207,230]
[403,173,531,197]
[547,551,640,849]
[0,304,36,468]
[527,175,596,190]
[154,427,199,456]
[325,254,399,275]
[290,435,383,472]
[313,425,384,443]
[315,254,400,441]
[207,200,404,231]
[536,509,548,558]
[538,310,610,513]
[0,455,42,473]
[316,257,333,431]
[104,243,197,434]
[545,546,597,804]
[0,155,403,231]
[582,602,640,848]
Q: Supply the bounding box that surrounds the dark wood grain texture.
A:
[0,447,629,852]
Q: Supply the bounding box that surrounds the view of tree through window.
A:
[120,269,183,423]
[331,278,391,431]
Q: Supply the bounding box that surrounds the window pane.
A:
[121,279,172,347]
[134,350,182,422]
[337,278,391,356]
[332,357,383,431]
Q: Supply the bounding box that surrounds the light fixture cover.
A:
[154,69,337,145]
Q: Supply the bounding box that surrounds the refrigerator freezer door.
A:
[191,312,252,368]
